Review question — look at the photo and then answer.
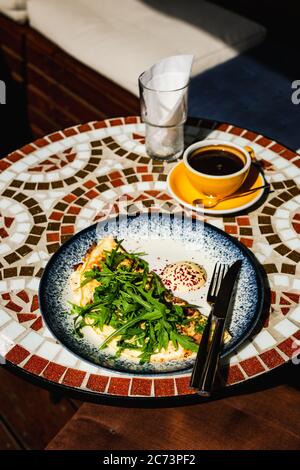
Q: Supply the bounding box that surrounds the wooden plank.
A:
[0,418,22,450]
[0,367,79,449]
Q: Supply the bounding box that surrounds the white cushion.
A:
[0,0,26,8]
[0,8,27,23]
[28,0,266,95]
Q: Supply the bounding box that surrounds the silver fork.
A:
[190,263,228,390]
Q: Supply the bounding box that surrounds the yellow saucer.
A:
[167,161,266,215]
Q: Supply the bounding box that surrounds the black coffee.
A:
[188,148,244,176]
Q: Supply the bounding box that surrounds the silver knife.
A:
[196,259,242,396]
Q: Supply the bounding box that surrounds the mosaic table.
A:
[0,116,300,402]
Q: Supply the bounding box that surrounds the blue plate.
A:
[39,213,264,374]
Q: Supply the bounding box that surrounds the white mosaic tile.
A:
[9,233,26,244]
[0,281,8,293]
[276,209,290,219]
[289,306,300,323]
[20,331,44,351]
[15,212,30,222]
[0,244,10,255]
[0,310,11,327]
[37,341,62,360]
[0,171,15,182]
[280,229,297,241]
[56,348,78,367]
[16,172,31,182]
[275,219,290,229]
[286,238,300,250]
[25,277,40,291]
[272,274,290,287]
[237,341,258,360]
[274,318,299,337]
[292,278,300,290]
[253,330,277,349]
[10,279,25,290]
[1,322,25,341]
[284,166,300,178]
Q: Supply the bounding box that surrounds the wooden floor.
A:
[0,367,82,450]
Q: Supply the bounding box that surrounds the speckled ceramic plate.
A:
[39,213,264,374]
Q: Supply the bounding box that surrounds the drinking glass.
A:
[139,73,189,161]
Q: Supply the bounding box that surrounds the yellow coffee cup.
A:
[183,139,253,198]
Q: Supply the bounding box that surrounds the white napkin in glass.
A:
[139,54,194,127]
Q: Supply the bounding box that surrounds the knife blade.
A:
[195,259,242,396]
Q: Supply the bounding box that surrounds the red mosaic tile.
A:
[109,171,122,180]
[255,137,272,147]
[5,301,23,313]
[240,357,265,377]
[34,138,49,148]
[292,222,300,234]
[0,160,10,171]
[47,233,60,242]
[243,131,257,141]
[4,217,14,228]
[239,237,253,248]
[6,345,30,364]
[281,307,290,315]
[175,376,196,395]
[0,227,8,238]
[280,296,291,305]
[61,225,74,235]
[270,291,276,304]
[63,127,78,137]
[270,143,285,154]
[110,118,123,126]
[21,143,36,154]
[146,190,160,197]
[67,206,81,215]
[136,166,148,173]
[217,123,230,131]
[30,294,39,312]
[142,175,153,182]
[48,132,64,142]
[83,180,97,189]
[157,194,172,200]
[85,189,99,200]
[293,159,300,169]
[43,363,67,382]
[259,349,285,369]
[50,211,64,221]
[31,316,43,331]
[17,313,37,323]
[281,149,297,160]
[111,179,123,187]
[229,126,244,136]
[78,123,92,133]
[23,355,49,374]
[132,133,145,140]
[130,378,152,396]
[125,116,138,124]
[63,368,86,387]
[7,151,23,163]
[2,293,10,301]
[135,194,147,201]
[64,194,77,203]
[16,290,30,303]
[154,378,175,397]
[108,377,131,396]
[283,292,300,304]
[277,338,298,358]
[224,225,238,235]
[93,121,107,129]
[86,374,109,392]
[224,364,245,384]
[293,330,300,340]
[236,216,250,226]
